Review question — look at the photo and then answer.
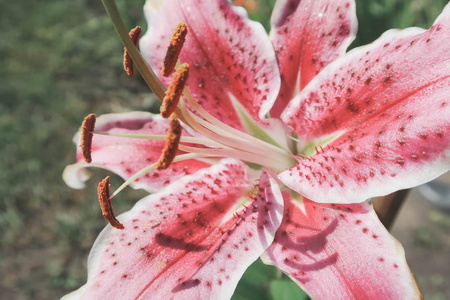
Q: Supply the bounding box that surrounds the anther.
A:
[98,176,124,229]
[123,26,142,76]
[160,63,189,118]
[155,113,182,170]
[161,22,188,77]
[80,114,96,163]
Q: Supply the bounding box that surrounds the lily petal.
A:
[63,112,209,192]
[262,195,422,300]
[280,81,450,203]
[270,0,357,116]
[280,4,450,203]
[140,0,280,129]
[62,160,284,300]
[282,3,450,140]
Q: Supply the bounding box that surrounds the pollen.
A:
[98,176,124,230]
[80,114,96,163]
[155,113,182,170]
[160,63,189,118]
[161,22,188,77]
[123,26,142,77]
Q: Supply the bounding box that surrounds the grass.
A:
[0,0,447,298]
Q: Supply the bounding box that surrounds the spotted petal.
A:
[280,4,450,203]
[269,0,357,116]
[262,195,422,300]
[140,0,280,129]
[62,160,284,300]
[63,112,210,192]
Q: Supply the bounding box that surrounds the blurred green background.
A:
[1,0,449,299]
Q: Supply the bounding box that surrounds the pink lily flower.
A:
[63,0,450,299]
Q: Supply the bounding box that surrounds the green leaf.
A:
[232,259,277,300]
[270,280,309,300]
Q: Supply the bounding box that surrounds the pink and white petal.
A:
[62,160,284,300]
[262,196,422,300]
[283,4,450,140]
[139,170,284,299]
[140,0,280,129]
[63,112,210,193]
[280,77,450,204]
[269,0,357,117]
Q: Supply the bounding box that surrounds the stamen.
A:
[109,153,205,200]
[160,63,189,118]
[179,100,286,160]
[179,144,287,171]
[182,88,291,156]
[98,176,124,230]
[155,113,182,170]
[93,131,225,148]
[161,22,188,77]
[123,26,142,76]
[80,114,96,163]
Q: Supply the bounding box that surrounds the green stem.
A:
[101,0,166,101]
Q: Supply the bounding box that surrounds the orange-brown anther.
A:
[80,114,96,163]
[160,63,189,118]
[98,176,124,230]
[155,113,182,170]
[123,26,142,76]
[161,22,188,77]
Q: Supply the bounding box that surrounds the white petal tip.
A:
[63,163,92,189]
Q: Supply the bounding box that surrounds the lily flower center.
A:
[164,66,296,173]
[91,58,296,195]
[80,19,298,211]
[148,23,296,174]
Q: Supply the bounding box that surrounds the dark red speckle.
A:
[383,76,392,85]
